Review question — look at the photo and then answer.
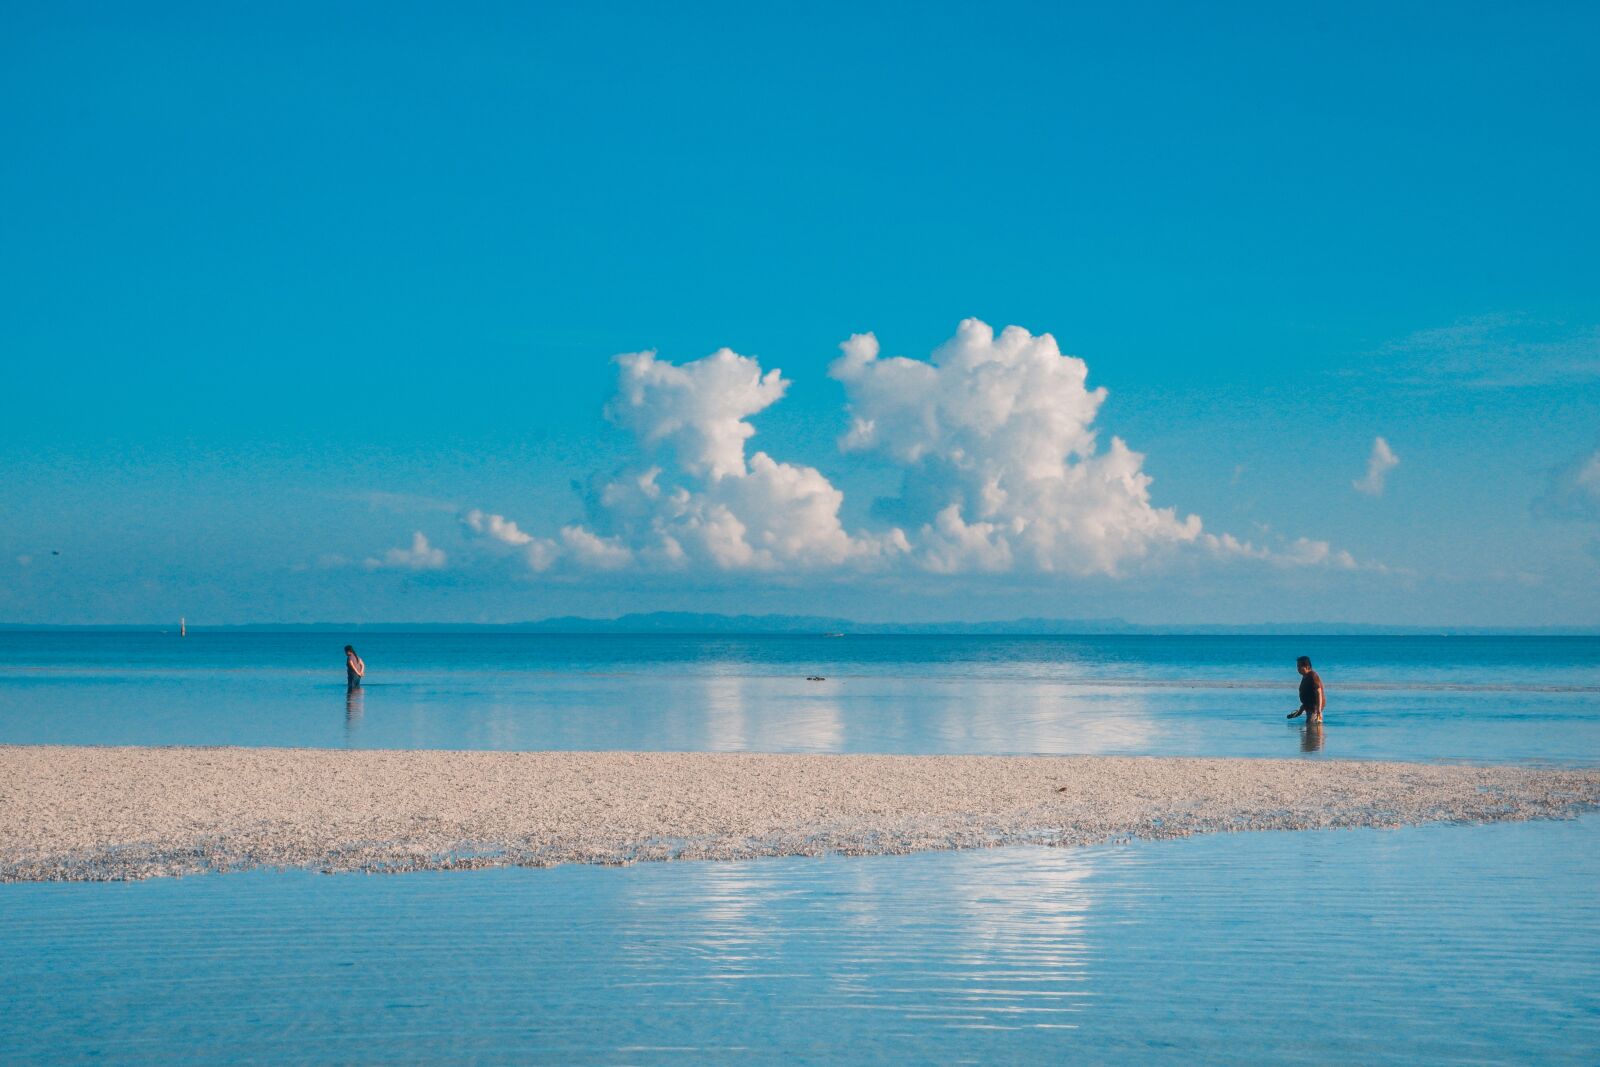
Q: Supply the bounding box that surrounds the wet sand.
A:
[2,745,1597,881]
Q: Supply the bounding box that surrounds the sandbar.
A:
[2,746,1597,881]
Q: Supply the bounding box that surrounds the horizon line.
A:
[2,616,1597,637]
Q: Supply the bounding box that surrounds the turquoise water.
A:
[0,632,1597,761]
[2,633,1597,1063]
[2,818,1596,1064]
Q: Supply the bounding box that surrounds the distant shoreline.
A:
[3,613,1598,638]
[4,747,1596,882]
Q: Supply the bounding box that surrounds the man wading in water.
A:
[345,645,365,690]
[1287,655,1324,722]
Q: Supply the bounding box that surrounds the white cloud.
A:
[607,348,789,479]
[354,491,460,514]
[582,451,909,572]
[1353,436,1400,496]
[1378,316,1600,388]
[1537,449,1600,522]
[558,525,632,569]
[364,531,446,571]
[1534,448,1600,566]
[830,319,1203,575]
[456,345,903,574]
[1277,537,1360,570]
[1556,450,1600,517]
[461,509,560,571]
[435,319,1368,579]
[1202,531,1367,571]
[462,508,533,545]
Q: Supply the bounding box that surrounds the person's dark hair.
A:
[345,645,355,654]
[1296,655,1312,668]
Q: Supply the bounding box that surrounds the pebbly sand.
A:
[2,745,1597,882]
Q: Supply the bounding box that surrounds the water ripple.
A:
[2,817,1596,1064]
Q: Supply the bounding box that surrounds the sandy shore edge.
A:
[3,746,1597,881]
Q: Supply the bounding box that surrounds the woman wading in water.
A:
[345,645,365,689]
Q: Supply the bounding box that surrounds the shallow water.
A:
[2,817,1596,1065]
[1,632,1596,762]
[4,633,1597,1063]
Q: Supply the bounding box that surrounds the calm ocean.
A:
[1,631,1596,762]
[2,632,1597,1063]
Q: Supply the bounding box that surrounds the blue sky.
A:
[3,2,1598,626]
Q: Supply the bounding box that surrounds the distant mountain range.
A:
[8,612,1597,636]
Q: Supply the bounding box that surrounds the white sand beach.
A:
[2,745,1596,881]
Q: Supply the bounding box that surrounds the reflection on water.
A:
[3,817,1594,1063]
[343,686,364,739]
[4,668,1597,765]
[704,674,748,751]
[1299,721,1325,753]
[694,675,1148,756]
[2,661,1596,767]
[1,633,1597,764]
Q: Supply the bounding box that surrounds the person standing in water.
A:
[1287,655,1323,722]
[344,645,365,689]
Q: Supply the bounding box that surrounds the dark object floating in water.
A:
[806,675,826,681]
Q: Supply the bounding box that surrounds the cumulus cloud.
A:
[557,524,632,569]
[1353,436,1400,496]
[429,319,1368,579]
[461,508,561,571]
[463,508,533,545]
[364,531,446,571]
[607,349,789,479]
[830,319,1202,575]
[1199,531,1368,571]
[452,347,904,574]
